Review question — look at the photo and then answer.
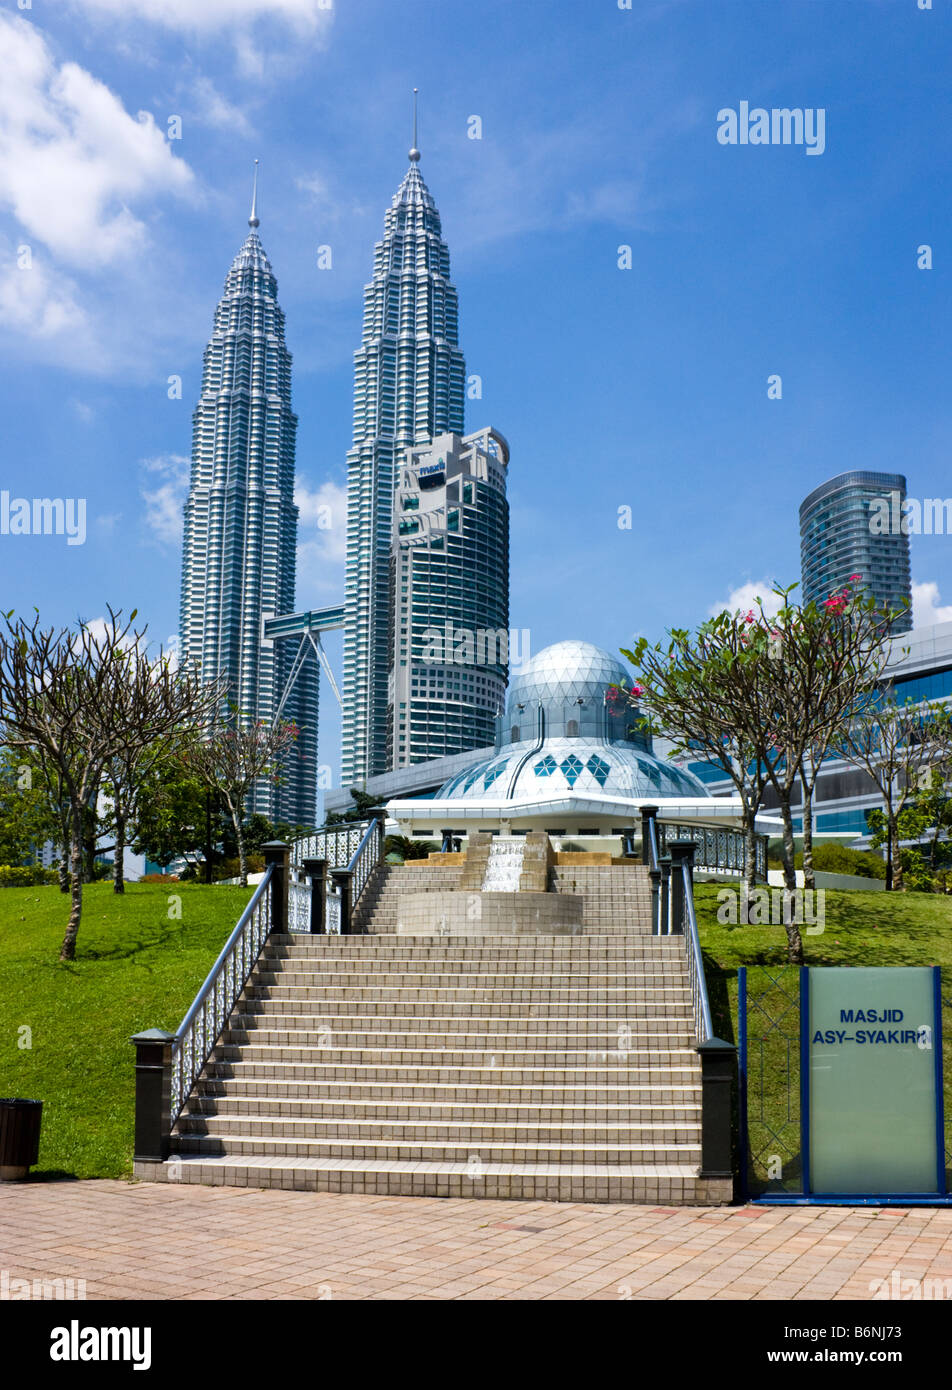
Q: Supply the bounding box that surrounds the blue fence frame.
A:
[740,964,949,1206]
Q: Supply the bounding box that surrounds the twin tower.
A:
[179,138,510,827]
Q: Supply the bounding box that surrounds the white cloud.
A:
[0,245,86,341]
[71,0,332,35]
[140,454,190,547]
[912,580,952,627]
[295,477,347,598]
[708,580,784,620]
[190,77,252,136]
[0,14,194,270]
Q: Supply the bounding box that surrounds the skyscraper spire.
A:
[340,132,466,784]
[249,158,260,228]
[409,88,420,163]
[179,211,319,825]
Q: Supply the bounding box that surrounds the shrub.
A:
[806,842,886,879]
[0,865,60,887]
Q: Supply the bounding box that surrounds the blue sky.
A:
[1,0,950,788]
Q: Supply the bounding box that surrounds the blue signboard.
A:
[804,966,944,1197]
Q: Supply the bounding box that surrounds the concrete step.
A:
[227,1011,692,1035]
[195,1074,701,1104]
[204,1056,697,1082]
[135,1154,732,1205]
[171,1131,702,1165]
[178,1113,700,1145]
[186,1094,701,1121]
[215,1039,698,1066]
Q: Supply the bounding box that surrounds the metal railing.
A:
[169,866,273,1125]
[292,822,368,871]
[286,818,385,934]
[346,816,384,907]
[674,853,714,1045]
[656,821,767,882]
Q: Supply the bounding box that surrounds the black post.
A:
[649,867,661,935]
[667,838,697,935]
[620,827,637,858]
[697,1038,737,1180]
[371,808,388,863]
[659,857,671,936]
[440,827,454,854]
[262,841,290,936]
[130,1029,174,1164]
[303,857,326,935]
[640,804,659,865]
[332,868,353,934]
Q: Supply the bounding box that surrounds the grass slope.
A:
[0,882,251,1179]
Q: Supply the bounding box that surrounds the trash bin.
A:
[0,1099,42,1180]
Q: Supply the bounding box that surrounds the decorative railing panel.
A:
[169,866,273,1125]
[657,821,767,882]
[292,823,368,872]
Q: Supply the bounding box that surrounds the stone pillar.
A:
[303,858,326,934]
[640,804,659,864]
[262,841,290,936]
[667,838,696,935]
[332,868,353,934]
[697,1038,737,1181]
[130,1029,174,1164]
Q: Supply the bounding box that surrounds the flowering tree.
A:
[624,580,897,962]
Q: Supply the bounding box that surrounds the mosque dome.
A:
[435,639,710,804]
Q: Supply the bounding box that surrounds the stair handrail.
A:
[666,842,714,1044]
[680,857,714,1044]
[344,814,384,906]
[169,865,274,1125]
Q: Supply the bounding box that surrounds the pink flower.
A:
[849,573,862,582]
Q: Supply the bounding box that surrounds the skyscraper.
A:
[179,173,319,825]
[388,427,510,767]
[341,129,467,785]
[799,470,913,632]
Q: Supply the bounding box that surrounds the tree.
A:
[750,580,894,894]
[0,607,222,958]
[0,746,60,866]
[624,609,774,898]
[842,696,951,890]
[183,717,299,886]
[131,758,215,874]
[624,580,896,963]
[325,788,385,826]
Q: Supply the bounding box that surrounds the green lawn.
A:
[0,882,251,1179]
[694,883,952,1193]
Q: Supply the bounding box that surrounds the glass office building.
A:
[799,470,912,632]
[179,198,318,826]
[341,144,467,784]
[388,428,510,767]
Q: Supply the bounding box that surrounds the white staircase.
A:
[136,867,732,1204]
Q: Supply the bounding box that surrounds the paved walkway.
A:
[3,1181,952,1300]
